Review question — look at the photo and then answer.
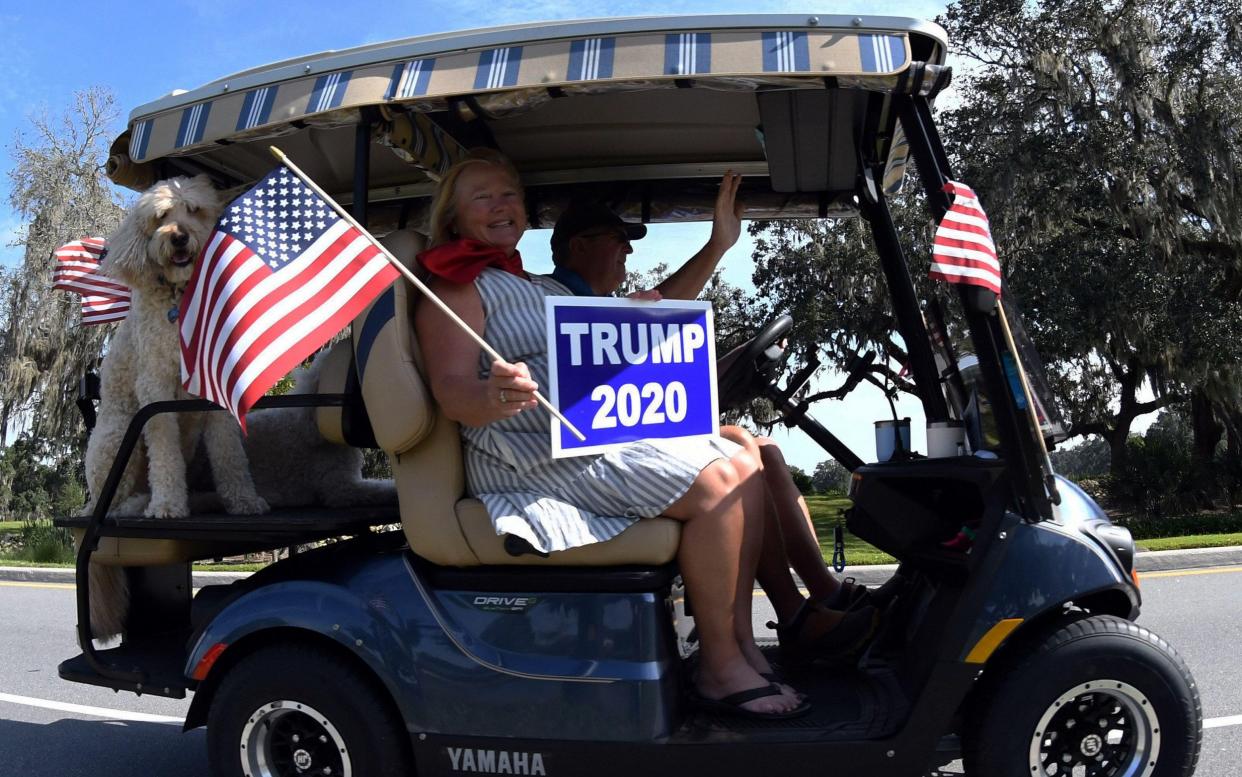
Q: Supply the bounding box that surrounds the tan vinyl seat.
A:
[353,230,681,567]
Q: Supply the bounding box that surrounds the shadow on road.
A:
[0,717,206,777]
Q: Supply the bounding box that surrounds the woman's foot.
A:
[695,659,805,717]
[737,638,803,699]
[772,601,878,665]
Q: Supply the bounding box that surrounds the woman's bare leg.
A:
[755,437,842,603]
[719,427,806,624]
[664,451,799,714]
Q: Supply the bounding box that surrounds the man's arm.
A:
[655,172,744,300]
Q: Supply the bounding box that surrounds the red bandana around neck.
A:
[417,239,525,284]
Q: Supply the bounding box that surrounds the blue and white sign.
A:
[546,297,719,458]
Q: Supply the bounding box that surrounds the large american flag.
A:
[929,181,1002,297]
[179,164,399,427]
[52,237,132,325]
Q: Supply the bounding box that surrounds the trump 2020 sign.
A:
[545,297,719,458]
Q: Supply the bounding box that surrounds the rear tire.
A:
[964,614,1201,777]
[206,642,410,777]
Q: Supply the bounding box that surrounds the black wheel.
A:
[206,643,410,777]
[964,614,1201,777]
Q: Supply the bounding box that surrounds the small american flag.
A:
[929,181,1002,297]
[179,163,399,427]
[52,237,132,325]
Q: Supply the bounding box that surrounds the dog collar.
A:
[156,273,189,324]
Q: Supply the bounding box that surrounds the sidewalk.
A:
[2,545,1239,588]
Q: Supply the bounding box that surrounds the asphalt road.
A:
[0,567,1239,777]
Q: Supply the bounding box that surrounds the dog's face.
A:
[143,179,218,284]
[105,175,221,287]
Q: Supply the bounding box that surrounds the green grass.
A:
[5,501,1242,571]
[1136,532,1242,551]
[191,563,267,573]
[805,495,896,567]
[0,557,267,572]
[0,558,80,568]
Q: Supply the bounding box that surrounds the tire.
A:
[964,614,1201,777]
[206,642,410,777]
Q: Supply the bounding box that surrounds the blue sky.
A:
[0,0,947,470]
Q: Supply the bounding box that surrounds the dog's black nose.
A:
[171,231,189,248]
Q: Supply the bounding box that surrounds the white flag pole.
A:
[270,146,587,442]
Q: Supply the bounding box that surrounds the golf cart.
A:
[57,14,1202,777]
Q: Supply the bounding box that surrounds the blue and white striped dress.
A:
[462,268,740,554]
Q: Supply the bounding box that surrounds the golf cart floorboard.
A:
[54,504,401,544]
[58,632,191,699]
[674,665,909,743]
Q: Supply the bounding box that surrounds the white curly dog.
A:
[84,175,269,638]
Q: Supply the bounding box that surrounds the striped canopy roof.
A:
[107,15,948,223]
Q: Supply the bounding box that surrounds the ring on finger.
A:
[499,388,509,404]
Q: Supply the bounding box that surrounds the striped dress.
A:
[462,268,740,554]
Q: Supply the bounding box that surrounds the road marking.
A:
[0,581,205,594]
[1141,565,1242,579]
[0,581,75,590]
[0,692,184,724]
[1,687,1236,733]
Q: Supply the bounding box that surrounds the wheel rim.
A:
[1029,680,1161,777]
[240,700,353,777]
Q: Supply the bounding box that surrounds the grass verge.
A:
[5,501,1242,571]
[1136,532,1242,551]
[806,495,896,566]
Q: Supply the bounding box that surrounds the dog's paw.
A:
[144,496,190,519]
[112,494,152,517]
[224,493,270,515]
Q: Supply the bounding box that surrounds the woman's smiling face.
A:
[451,163,527,255]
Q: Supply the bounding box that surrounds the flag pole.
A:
[269,146,587,442]
[994,298,1059,503]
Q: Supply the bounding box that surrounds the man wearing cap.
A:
[548,171,743,300]
[545,172,881,659]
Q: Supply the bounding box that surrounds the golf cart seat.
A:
[352,229,681,567]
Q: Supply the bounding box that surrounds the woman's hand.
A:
[626,288,663,301]
[487,358,539,419]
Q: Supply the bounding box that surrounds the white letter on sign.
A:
[560,323,590,366]
[621,324,650,364]
[592,324,621,365]
[681,323,705,363]
[651,324,681,363]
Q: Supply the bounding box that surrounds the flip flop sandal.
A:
[817,578,871,611]
[771,602,879,665]
[690,683,811,720]
[760,671,808,701]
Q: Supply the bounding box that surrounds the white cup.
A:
[874,418,911,462]
[927,420,966,458]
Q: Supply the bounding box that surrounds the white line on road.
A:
[1,689,1240,732]
[0,692,184,724]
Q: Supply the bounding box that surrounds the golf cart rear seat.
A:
[353,229,681,567]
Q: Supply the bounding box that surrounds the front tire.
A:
[964,614,1201,777]
[206,643,410,777]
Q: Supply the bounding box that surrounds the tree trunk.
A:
[1107,361,1142,478]
[1107,422,1131,477]
[1188,390,1223,507]
[1225,407,1242,507]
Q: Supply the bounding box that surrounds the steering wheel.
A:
[716,314,794,412]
